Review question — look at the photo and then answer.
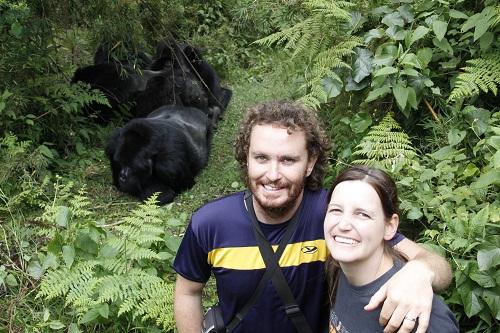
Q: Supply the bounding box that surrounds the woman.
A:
[324,165,458,333]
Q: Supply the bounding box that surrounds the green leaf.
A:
[432,37,453,55]
[97,303,109,319]
[38,145,54,159]
[473,169,500,188]
[68,324,81,333]
[321,77,343,99]
[75,232,98,255]
[432,20,448,41]
[416,48,433,68]
[5,274,18,287]
[462,287,483,317]
[407,86,417,109]
[55,206,70,227]
[463,163,479,178]
[165,236,182,253]
[478,248,500,271]
[80,308,100,324]
[349,112,372,134]
[409,26,429,46]
[474,15,492,41]
[449,9,468,19]
[352,48,373,83]
[365,86,391,102]
[448,128,466,146]
[49,321,66,329]
[400,53,422,69]
[62,245,75,268]
[373,66,398,77]
[42,253,58,270]
[431,146,455,160]
[470,273,495,288]
[393,84,408,111]
[10,22,22,38]
[382,12,404,27]
[27,261,44,280]
[407,207,423,220]
[400,68,419,77]
[482,290,500,320]
[493,150,500,169]
[479,31,494,51]
[364,28,384,43]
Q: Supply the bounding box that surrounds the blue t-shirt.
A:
[174,189,404,332]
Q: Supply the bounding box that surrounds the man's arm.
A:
[174,274,205,333]
[364,238,452,333]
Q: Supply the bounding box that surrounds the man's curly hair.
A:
[234,101,331,190]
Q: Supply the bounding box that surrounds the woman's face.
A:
[323,180,397,265]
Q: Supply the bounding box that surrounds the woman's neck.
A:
[340,250,394,286]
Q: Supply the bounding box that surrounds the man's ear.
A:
[306,154,318,177]
[384,214,399,241]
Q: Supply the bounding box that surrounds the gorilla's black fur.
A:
[72,39,232,125]
[105,105,211,204]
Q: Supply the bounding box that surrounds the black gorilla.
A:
[145,39,232,124]
[72,39,232,125]
[72,62,163,124]
[105,105,211,204]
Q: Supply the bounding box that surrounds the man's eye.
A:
[282,158,296,164]
[255,155,267,161]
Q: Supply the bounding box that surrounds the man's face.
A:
[247,124,317,221]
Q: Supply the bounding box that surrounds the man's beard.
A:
[247,177,306,220]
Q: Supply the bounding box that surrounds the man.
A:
[173,101,452,333]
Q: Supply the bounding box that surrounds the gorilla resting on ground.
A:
[72,62,164,124]
[105,105,211,204]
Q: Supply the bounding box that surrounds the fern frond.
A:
[352,113,417,173]
[449,54,500,101]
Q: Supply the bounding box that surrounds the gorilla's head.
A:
[110,122,156,195]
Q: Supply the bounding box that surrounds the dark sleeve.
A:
[172,221,211,283]
[422,295,459,333]
[388,232,405,247]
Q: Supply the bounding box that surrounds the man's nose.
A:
[266,161,281,181]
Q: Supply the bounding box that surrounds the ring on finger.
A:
[404,316,417,322]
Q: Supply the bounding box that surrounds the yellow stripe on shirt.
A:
[207,239,327,270]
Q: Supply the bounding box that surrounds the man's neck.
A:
[252,191,305,225]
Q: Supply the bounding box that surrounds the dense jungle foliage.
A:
[1,0,498,332]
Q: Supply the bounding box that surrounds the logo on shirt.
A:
[301,245,318,254]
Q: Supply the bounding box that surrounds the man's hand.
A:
[365,260,434,333]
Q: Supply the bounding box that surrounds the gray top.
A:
[330,260,459,333]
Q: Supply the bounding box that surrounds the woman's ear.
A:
[384,214,399,241]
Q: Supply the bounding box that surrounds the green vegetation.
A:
[1,0,498,332]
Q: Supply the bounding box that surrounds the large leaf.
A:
[473,169,500,188]
[448,128,466,146]
[321,77,343,99]
[365,86,391,102]
[408,26,429,47]
[349,112,372,134]
[55,206,70,227]
[478,248,500,271]
[364,28,384,43]
[432,20,448,41]
[393,83,409,111]
[382,12,404,27]
[352,48,373,83]
[373,66,398,77]
[432,37,453,55]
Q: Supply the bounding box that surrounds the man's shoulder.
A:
[191,190,246,223]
